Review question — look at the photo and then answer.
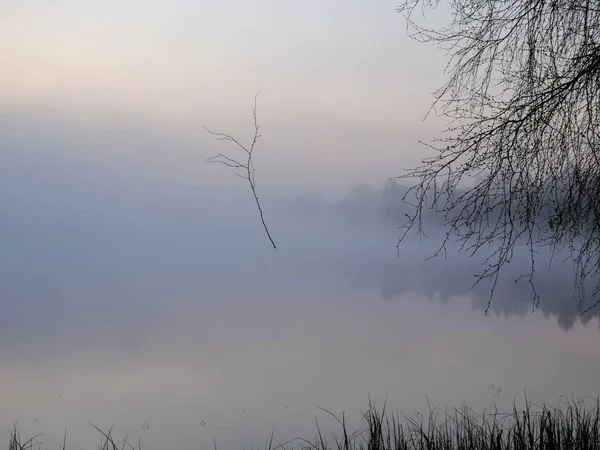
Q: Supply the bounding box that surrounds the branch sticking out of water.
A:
[203,93,276,249]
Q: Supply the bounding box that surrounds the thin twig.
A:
[204,93,276,249]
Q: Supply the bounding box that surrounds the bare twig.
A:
[204,93,276,249]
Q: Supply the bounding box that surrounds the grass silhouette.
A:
[7,395,600,450]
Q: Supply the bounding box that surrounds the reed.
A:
[7,395,600,450]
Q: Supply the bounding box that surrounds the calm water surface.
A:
[1,119,599,450]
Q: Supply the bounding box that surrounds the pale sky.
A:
[0,0,447,189]
[0,1,444,118]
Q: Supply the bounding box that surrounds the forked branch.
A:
[204,93,277,249]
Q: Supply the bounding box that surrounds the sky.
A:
[0,0,447,190]
[0,1,444,116]
[1,2,599,450]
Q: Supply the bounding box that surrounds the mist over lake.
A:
[1,1,599,448]
[0,105,598,450]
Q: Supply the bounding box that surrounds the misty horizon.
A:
[1,2,599,449]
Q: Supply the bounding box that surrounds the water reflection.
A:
[0,114,599,450]
[283,182,600,331]
[376,249,600,331]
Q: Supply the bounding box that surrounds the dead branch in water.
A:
[203,93,276,249]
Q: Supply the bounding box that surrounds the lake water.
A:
[1,168,599,450]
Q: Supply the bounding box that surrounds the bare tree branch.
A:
[204,93,277,249]
[396,0,600,315]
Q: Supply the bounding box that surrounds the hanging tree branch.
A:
[396,0,600,315]
[204,93,277,249]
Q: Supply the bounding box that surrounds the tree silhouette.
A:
[396,0,600,314]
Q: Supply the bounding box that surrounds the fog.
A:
[2,1,599,448]
[0,104,599,450]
